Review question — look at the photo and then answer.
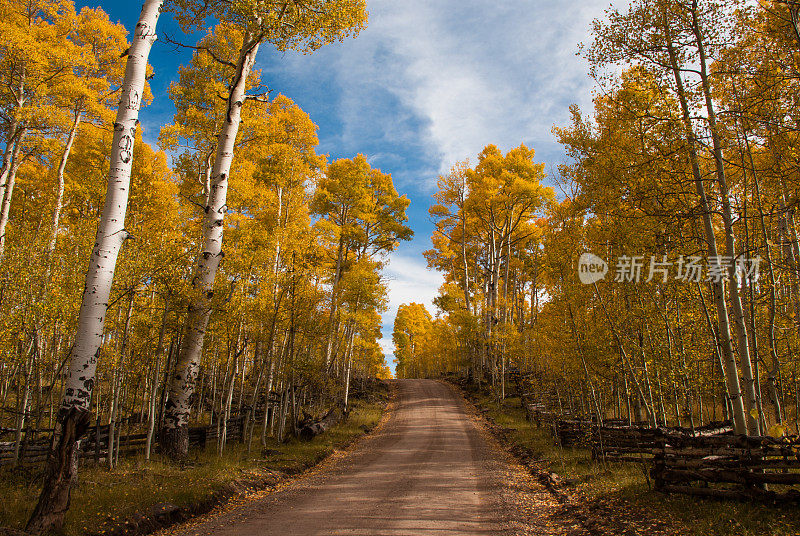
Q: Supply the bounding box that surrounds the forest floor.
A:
[464,385,800,536]
[0,386,389,536]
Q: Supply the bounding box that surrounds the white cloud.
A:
[382,254,443,315]
[343,0,613,175]
[378,253,444,366]
[264,0,617,188]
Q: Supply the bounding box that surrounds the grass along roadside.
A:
[465,387,800,536]
[0,395,388,536]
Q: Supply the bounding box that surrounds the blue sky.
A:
[81,0,617,370]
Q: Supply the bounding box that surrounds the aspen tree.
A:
[584,0,753,434]
[0,0,82,259]
[26,1,162,532]
[161,0,367,460]
[312,155,411,372]
[46,7,128,260]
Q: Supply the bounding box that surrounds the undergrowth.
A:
[0,397,386,536]
[470,389,800,536]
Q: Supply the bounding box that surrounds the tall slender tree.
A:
[26,1,162,532]
[161,0,367,460]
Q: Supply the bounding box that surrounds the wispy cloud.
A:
[378,253,444,362]
[350,0,612,175]
[382,254,443,315]
[261,0,616,189]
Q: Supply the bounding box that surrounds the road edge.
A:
[89,384,399,536]
[442,380,599,536]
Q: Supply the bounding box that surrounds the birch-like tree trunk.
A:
[0,112,23,215]
[12,340,34,465]
[689,3,759,434]
[161,32,261,460]
[219,349,239,455]
[0,133,25,259]
[663,29,749,435]
[593,282,656,426]
[324,236,346,368]
[108,292,134,469]
[261,356,276,445]
[47,109,82,259]
[146,303,169,460]
[737,114,783,423]
[26,2,162,531]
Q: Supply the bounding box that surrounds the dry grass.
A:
[0,398,386,535]
[471,390,800,536]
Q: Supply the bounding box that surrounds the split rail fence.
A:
[523,402,800,501]
[651,432,800,501]
[0,415,248,468]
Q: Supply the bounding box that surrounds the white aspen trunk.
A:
[343,322,355,411]
[738,118,783,423]
[59,1,159,416]
[219,355,237,455]
[201,151,213,207]
[209,358,217,427]
[12,389,30,464]
[485,235,496,383]
[274,185,283,287]
[145,361,159,461]
[162,35,261,460]
[459,184,471,313]
[501,228,511,400]
[324,236,346,368]
[47,110,82,258]
[215,352,230,452]
[0,113,23,214]
[114,378,125,467]
[261,356,275,446]
[107,372,119,468]
[13,343,34,465]
[26,2,162,532]
[569,305,601,423]
[664,30,748,436]
[0,159,9,217]
[146,304,169,460]
[272,333,289,437]
[490,229,503,389]
[0,134,25,259]
[778,203,800,331]
[593,283,657,426]
[343,353,353,412]
[690,5,759,435]
[278,388,289,440]
[236,336,246,414]
[109,293,133,469]
[245,338,263,451]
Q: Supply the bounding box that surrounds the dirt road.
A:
[168,379,578,536]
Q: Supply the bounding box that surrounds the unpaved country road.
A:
[167,379,581,536]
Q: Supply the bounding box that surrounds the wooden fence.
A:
[591,423,661,462]
[523,403,563,428]
[652,433,800,501]
[0,415,248,468]
[591,421,732,463]
[550,418,800,503]
[553,419,592,447]
[518,386,800,502]
[0,434,51,466]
